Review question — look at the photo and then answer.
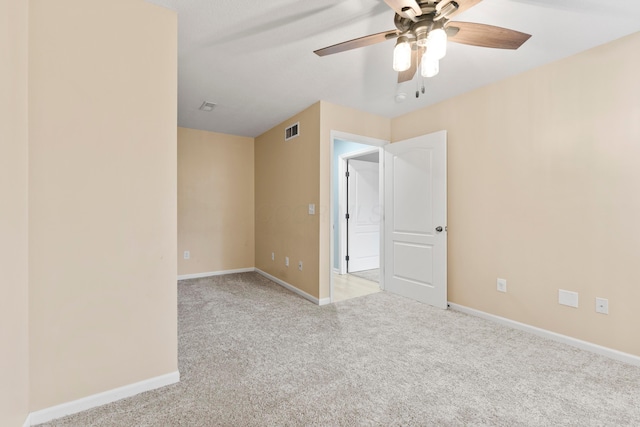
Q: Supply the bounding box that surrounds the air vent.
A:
[285,122,299,141]
[199,101,217,112]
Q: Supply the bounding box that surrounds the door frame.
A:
[338,147,381,275]
[330,131,388,303]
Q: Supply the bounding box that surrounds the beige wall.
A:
[0,0,29,424]
[255,101,390,300]
[392,33,640,356]
[28,0,178,411]
[255,103,322,297]
[178,127,255,275]
[319,101,391,299]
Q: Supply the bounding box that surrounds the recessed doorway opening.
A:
[331,133,386,303]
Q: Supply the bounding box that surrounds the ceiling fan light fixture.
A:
[427,28,447,60]
[314,0,532,87]
[392,36,412,72]
[421,54,439,78]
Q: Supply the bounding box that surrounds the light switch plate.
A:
[308,204,315,215]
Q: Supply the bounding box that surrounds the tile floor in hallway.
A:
[332,272,380,303]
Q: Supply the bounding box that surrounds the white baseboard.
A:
[178,267,255,281]
[28,371,180,425]
[180,268,332,306]
[448,302,640,367]
[255,269,323,305]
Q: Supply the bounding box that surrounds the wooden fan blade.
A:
[447,22,531,49]
[445,0,483,19]
[398,46,424,83]
[384,0,422,20]
[314,30,399,57]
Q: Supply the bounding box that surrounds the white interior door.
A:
[384,131,447,308]
[347,159,380,272]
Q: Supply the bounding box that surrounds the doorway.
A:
[331,134,386,303]
[329,130,448,308]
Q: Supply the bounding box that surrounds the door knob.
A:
[435,226,443,233]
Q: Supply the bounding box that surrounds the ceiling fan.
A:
[314,0,531,84]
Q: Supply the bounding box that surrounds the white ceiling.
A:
[146,0,640,138]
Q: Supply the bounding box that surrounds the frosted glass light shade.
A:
[393,39,412,72]
[426,28,447,60]
[421,54,439,78]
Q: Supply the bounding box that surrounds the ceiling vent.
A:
[285,122,299,141]
[199,101,217,112]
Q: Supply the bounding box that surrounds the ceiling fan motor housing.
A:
[394,1,453,36]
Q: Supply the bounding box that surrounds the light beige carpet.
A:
[40,272,640,426]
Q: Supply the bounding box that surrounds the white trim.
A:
[28,371,180,425]
[255,268,324,305]
[178,267,255,281]
[331,131,388,148]
[448,303,640,367]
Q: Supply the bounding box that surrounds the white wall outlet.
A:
[308,204,315,215]
[183,250,190,260]
[271,252,275,261]
[298,261,303,271]
[497,278,507,293]
[595,297,609,314]
[559,289,579,308]
[285,256,289,267]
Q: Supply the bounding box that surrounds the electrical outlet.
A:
[595,297,609,314]
[285,256,289,267]
[271,252,275,261]
[497,278,507,293]
[308,204,315,215]
[298,261,303,271]
[183,250,190,260]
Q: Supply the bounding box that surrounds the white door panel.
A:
[384,131,447,308]
[348,159,380,272]
[392,149,433,234]
[393,242,433,286]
